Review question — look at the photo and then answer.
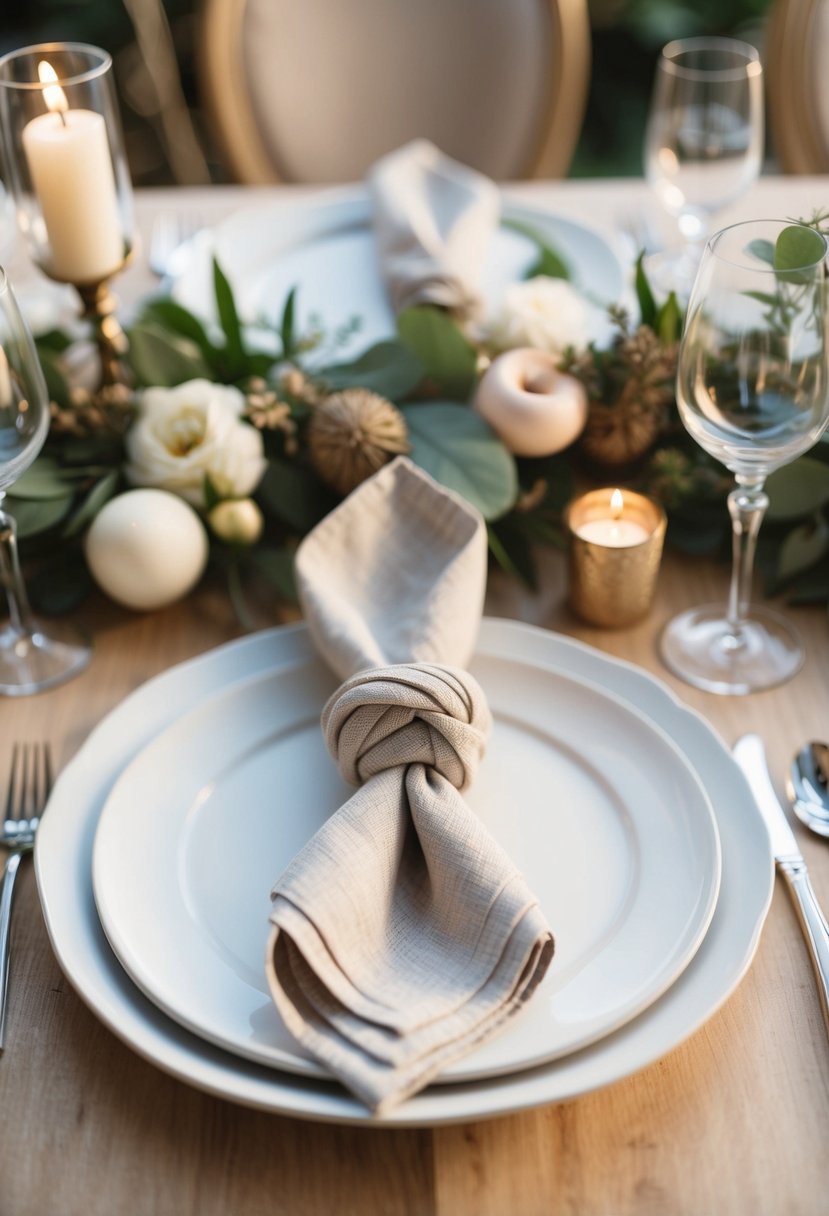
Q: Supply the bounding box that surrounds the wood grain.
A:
[1,181,828,1215]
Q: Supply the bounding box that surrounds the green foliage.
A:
[397,307,478,400]
[26,206,829,622]
[321,341,424,401]
[501,219,572,281]
[400,402,518,520]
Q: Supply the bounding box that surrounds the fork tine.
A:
[3,745,53,825]
[43,744,53,803]
[5,745,20,823]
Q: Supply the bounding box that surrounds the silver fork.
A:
[148,209,204,279]
[0,743,53,1051]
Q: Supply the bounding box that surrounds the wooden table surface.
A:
[2,179,829,1215]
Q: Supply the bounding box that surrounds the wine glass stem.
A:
[0,502,35,639]
[726,479,768,644]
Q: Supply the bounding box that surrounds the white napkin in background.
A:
[266,457,554,1114]
[368,140,500,321]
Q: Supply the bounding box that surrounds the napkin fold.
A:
[368,140,500,322]
[266,458,553,1113]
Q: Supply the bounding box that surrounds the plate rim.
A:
[35,619,772,1126]
[90,642,721,1083]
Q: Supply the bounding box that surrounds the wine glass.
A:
[660,218,829,695]
[643,37,764,295]
[0,266,90,695]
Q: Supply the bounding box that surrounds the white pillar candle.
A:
[21,62,123,283]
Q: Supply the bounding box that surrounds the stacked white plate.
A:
[169,190,628,354]
[35,618,774,1126]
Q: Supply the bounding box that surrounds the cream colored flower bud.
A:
[208,497,264,545]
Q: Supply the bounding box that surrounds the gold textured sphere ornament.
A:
[307,389,410,496]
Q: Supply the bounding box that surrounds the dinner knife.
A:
[733,733,829,1038]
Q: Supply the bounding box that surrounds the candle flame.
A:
[37,61,68,114]
[610,489,624,520]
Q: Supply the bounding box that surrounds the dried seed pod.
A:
[307,389,409,496]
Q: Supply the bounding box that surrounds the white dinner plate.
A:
[170,189,625,357]
[92,647,720,1082]
[35,620,773,1126]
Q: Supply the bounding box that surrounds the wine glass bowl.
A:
[0,266,90,695]
[661,218,829,695]
[643,37,764,296]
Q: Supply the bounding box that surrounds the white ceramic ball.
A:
[85,489,209,612]
[474,347,588,457]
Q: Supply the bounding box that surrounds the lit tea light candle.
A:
[565,487,666,628]
[574,489,650,547]
[21,60,123,283]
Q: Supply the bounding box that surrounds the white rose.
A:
[489,277,590,356]
[208,497,264,545]
[125,379,266,508]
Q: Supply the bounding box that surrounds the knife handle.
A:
[779,859,829,1038]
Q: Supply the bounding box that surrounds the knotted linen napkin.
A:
[368,139,500,322]
[266,458,553,1113]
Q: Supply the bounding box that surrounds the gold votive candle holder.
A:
[564,488,666,628]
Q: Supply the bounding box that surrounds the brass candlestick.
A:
[74,256,133,395]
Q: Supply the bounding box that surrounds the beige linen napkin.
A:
[368,139,500,321]
[266,457,553,1113]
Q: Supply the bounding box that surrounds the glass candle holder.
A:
[0,43,134,389]
[565,488,667,628]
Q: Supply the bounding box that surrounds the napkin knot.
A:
[322,663,491,792]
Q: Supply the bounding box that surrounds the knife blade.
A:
[733,733,829,1038]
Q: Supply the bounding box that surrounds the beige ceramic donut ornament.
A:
[473,348,588,456]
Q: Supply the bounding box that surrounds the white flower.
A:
[208,497,264,545]
[125,379,266,508]
[488,276,590,356]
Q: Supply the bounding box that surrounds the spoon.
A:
[789,742,829,838]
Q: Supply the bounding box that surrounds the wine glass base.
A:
[660,604,803,696]
[0,618,92,696]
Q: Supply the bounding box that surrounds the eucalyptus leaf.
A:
[321,340,424,401]
[128,322,211,387]
[13,458,85,501]
[7,493,74,538]
[63,470,120,538]
[401,402,518,520]
[773,225,826,283]
[746,238,775,266]
[397,307,477,400]
[767,457,829,520]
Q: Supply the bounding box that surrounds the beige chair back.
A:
[767,0,829,171]
[198,0,590,182]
